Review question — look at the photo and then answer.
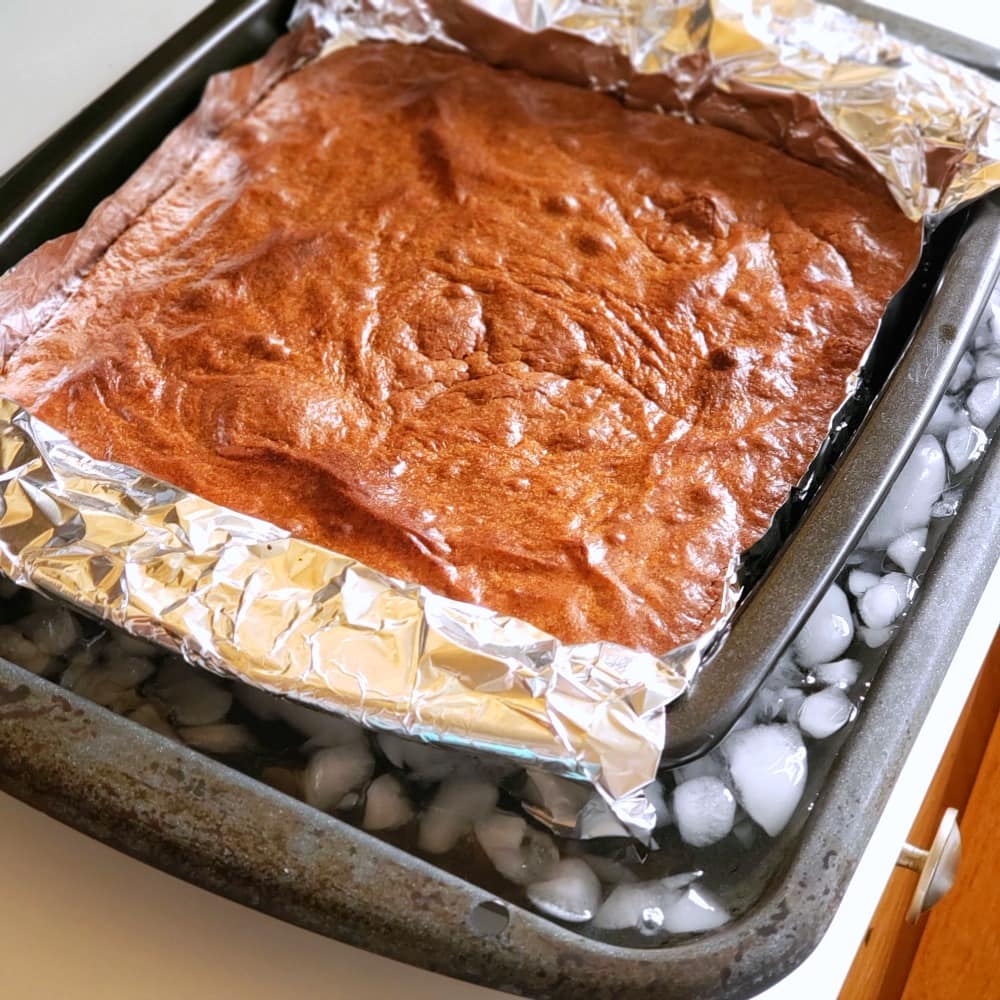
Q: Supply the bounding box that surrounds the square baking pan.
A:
[1,1,1000,997]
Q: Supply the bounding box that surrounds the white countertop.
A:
[2,3,999,998]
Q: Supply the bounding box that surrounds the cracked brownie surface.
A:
[0,42,921,652]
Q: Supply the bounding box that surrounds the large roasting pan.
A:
[1,2,999,997]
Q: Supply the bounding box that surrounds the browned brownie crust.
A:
[0,42,921,652]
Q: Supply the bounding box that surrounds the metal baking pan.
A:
[1,1,999,996]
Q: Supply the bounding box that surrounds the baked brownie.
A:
[0,42,921,653]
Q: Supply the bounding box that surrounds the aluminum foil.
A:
[0,398,687,823]
[292,0,1000,223]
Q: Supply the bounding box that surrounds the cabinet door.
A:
[900,642,1000,999]
[840,631,1000,1000]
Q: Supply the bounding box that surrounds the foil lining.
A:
[292,0,1000,223]
[0,398,687,819]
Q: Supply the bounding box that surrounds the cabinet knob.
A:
[897,806,961,923]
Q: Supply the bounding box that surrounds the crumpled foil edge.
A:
[0,398,689,828]
[292,0,1000,223]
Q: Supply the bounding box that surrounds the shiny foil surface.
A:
[0,399,688,816]
[293,0,1000,223]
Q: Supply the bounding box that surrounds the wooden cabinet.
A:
[840,631,1000,999]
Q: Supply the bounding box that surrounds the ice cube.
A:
[303,742,375,812]
[153,658,200,686]
[661,885,731,933]
[756,668,808,723]
[885,571,916,600]
[672,777,736,847]
[495,828,560,885]
[474,810,526,855]
[362,773,414,831]
[967,377,1000,429]
[418,808,467,855]
[20,606,81,656]
[975,347,1000,381]
[151,670,232,727]
[0,625,51,675]
[418,777,498,854]
[751,686,785,723]
[106,631,159,658]
[858,576,909,629]
[973,300,1000,350]
[792,584,853,667]
[278,702,366,748]
[931,487,963,519]
[859,436,946,550]
[178,722,255,754]
[886,529,927,576]
[591,877,690,933]
[926,395,964,438]
[812,658,861,690]
[776,686,807,722]
[797,687,855,739]
[61,646,97,683]
[948,351,975,393]
[376,732,474,781]
[946,423,988,474]
[104,654,156,689]
[66,666,140,712]
[859,624,895,648]
[721,724,807,837]
[847,569,880,597]
[526,858,601,923]
[476,814,560,886]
